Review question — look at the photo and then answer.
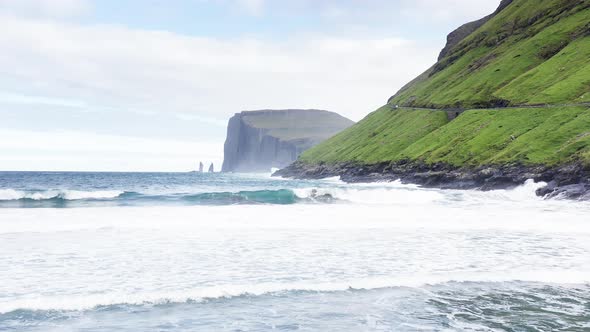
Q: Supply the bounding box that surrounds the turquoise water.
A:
[0,172,336,207]
[0,172,589,331]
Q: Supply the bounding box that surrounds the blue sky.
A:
[0,0,500,171]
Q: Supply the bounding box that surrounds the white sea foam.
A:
[1,178,589,319]
[0,189,24,200]
[0,189,124,201]
[293,179,547,205]
[58,190,125,200]
[294,186,444,204]
[1,270,588,313]
[318,176,343,184]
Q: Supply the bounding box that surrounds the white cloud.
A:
[0,13,437,122]
[235,0,265,15]
[229,0,501,26]
[399,0,500,23]
[0,129,222,172]
[0,3,449,171]
[0,0,91,18]
[0,92,88,108]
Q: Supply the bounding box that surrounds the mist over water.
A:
[0,172,589,331]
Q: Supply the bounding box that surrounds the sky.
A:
[0,0,500,171]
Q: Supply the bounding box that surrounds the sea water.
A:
[0,171,589,331]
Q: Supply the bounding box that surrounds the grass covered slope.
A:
[294,0,590,172]
[300,106,590,167]
[389,0,590,108]
[400,106,590,166]
[299,106,448,163]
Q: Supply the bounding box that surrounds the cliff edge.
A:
[222,109,354,172]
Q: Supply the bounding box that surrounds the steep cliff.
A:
[390,0,590,108]
[277,0,590,198]
[437,0,514,61]
[222,109,354,172]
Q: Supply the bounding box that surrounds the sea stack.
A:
[199,162,204,173]
[208,163,214,173]
[221,109,354,173]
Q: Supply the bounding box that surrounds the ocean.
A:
[0,171,589,331]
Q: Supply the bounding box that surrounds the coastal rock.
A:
[274,161,590,200]
[221,110,354,173]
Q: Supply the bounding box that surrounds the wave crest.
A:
[1,271,588,314]
[0,179,552,206]
[183,189,300,205]
[0,189,125,201]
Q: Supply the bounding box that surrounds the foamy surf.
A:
[1,171,589,331]
[0,189,125,201]
[0,178,554,208]
[1,271,588,313]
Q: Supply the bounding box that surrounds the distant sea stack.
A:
[222,109,354,173]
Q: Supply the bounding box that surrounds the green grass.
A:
[389,0,590,108]
[402,106,590,166]
[299,0,590,170]
[299,106,449,163]
[496,37,590,104]
[301,106,590,167]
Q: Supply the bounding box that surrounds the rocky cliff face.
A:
[222,109,354,173]
[437,0,514,60]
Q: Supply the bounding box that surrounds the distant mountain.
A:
[277,0,590,199]
[222,109,354,172]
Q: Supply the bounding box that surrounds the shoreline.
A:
[274,161,590,199]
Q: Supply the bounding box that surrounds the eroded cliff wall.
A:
[222,109,354,173]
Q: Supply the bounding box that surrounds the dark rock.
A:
[437,0,515,61]
[274,160,590,200]
[309,189,334,203]
[536,180,557,197]
[543,184,588,199]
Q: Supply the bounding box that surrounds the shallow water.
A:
[0,172,589,331]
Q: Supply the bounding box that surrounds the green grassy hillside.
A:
[389,0,590,108]
[301,106,590,167]
[297,0,590,169]
[299,106,448,163]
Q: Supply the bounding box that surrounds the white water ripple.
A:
[0,189,124,201]
[0,175,589,331]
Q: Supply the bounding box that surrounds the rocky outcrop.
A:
[222,109,354,173]
[437,0,514,60]
[274,161,590,199]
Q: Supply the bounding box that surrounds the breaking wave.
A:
[0,189,125,201]
[182,189,301,205]
[0,188,327,206]
[0,179,550,207]
[1,271,588,313]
